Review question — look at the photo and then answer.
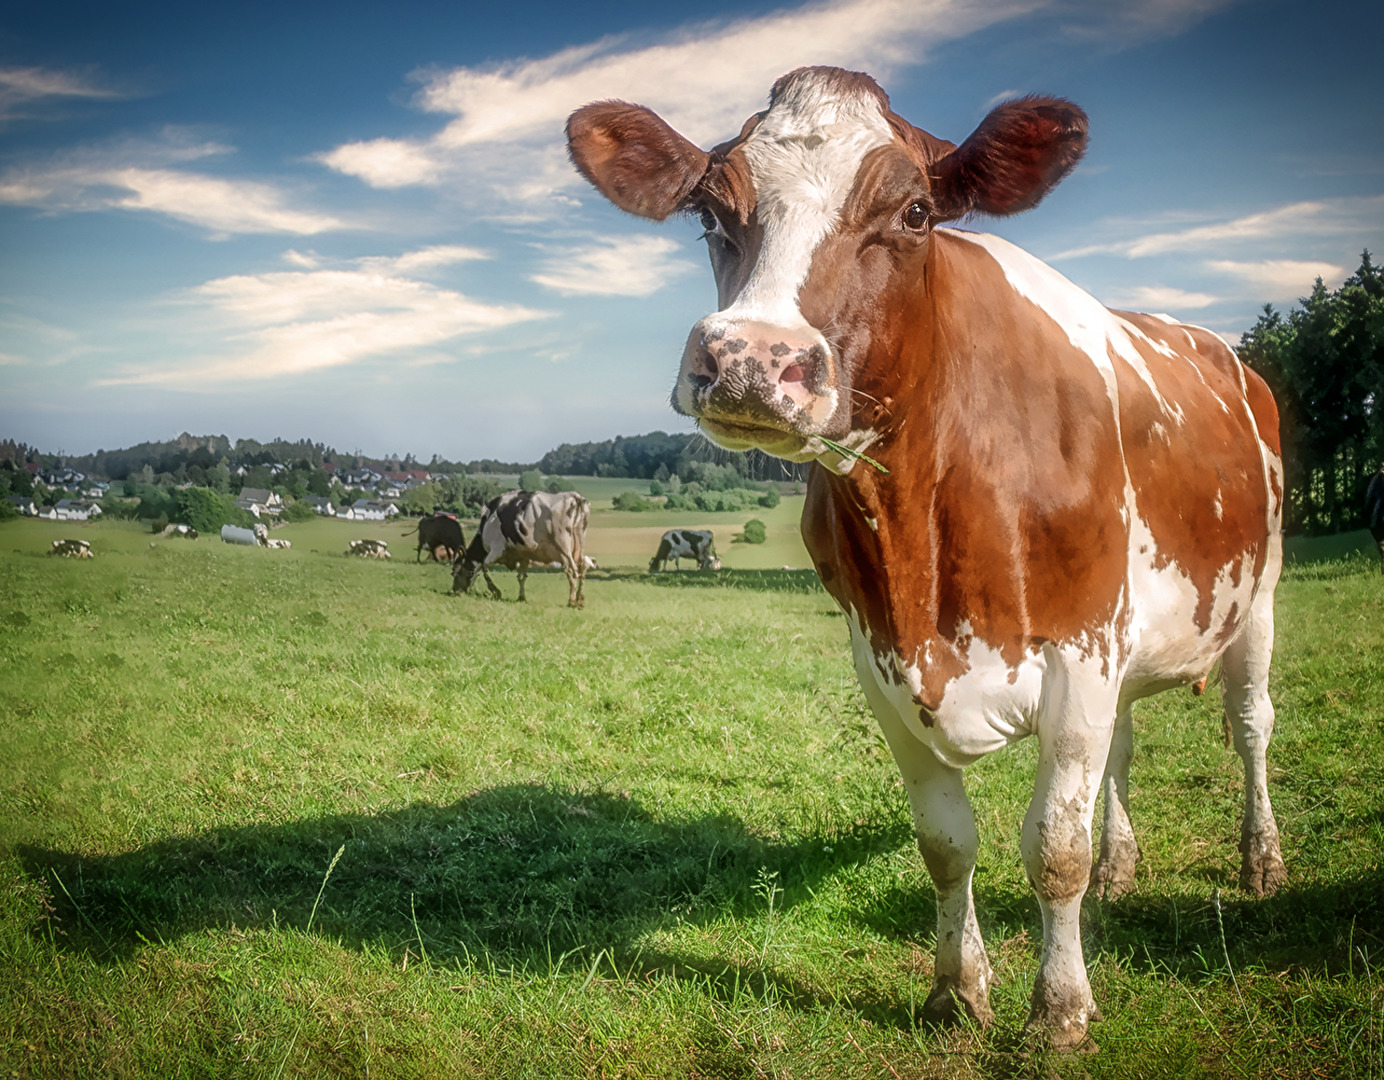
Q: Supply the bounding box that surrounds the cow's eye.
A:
[902,202,929,231]
[698,207,723,238]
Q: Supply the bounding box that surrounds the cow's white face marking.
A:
[725,75,894,328]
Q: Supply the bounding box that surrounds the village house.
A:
[303,496,336,516]
[337,498,399,521]
[51,499,103,521]
[6,496,37,516]
[235,487,283,518]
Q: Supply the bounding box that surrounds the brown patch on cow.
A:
[1109,319,1271,631]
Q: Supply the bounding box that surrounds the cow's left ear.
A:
[567,102,710,221]
[928,97,1088,219]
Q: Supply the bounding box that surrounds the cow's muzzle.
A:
[672,317,841,453]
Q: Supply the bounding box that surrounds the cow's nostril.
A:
[780,362,806,384]
[695,346,719,379]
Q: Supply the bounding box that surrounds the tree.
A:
[519,469,543,492]
[741,518,767,544]
[173,487,236,534]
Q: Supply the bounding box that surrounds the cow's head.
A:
[568,67,1087,461]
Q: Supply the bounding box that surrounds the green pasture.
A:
[0,517,1380,1078]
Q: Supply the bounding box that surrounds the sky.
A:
[2,0,1381,462]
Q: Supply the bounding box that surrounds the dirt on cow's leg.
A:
[1091,704,1139,900]
[481,566,503,601]
[1224,534,1286,897]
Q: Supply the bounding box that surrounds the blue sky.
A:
[2,0,1381,461]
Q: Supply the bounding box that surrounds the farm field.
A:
[1,516,1381,1078]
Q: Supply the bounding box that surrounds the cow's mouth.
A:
[696,416,820,462]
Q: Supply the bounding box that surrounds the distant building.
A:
[235,487,283,518]
[6,496,37,516]
[303,496,336,516]
[53,498,102,521]
[339,498,399,521]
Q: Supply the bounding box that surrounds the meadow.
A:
[0,509,1381,1078]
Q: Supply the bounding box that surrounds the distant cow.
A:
[265,538,292,550]
[162,523,198,539]
[49,539,92,558]
[1367,466,1384,573]
[650,529,720,572]
[406,512,465,563]
[452,490,590,607]
[348,538,391,559]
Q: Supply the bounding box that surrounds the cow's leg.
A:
[480,565,503,600]
[1023,652,1117,1050]
[1090,703,1138,899]
[853,647,993,1026]
[516,560,529,602]
[1223,547,1285,896]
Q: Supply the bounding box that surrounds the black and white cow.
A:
[452,490,590,607]
[649,528,721,572]
[1367,465,1384,573]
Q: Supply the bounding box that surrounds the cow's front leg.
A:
[1090,704,1138,899]
[1023,656,1117,1050]
[872,707,993,1027]
[480,565,503,600]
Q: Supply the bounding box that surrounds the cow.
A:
[405,512,466,563]
[265,538,292,550]
[1367,466,1384,573]
[451,490,590,607]
[569,66,1285,1049]
[348,538,391,559]
[49,538,92,558]
[649,528,721,572]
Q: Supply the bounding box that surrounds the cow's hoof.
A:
[1090,836,1139,900]
[1027,978,1100,1052]
[921,981,994,1029]
[1240,852,1286,897]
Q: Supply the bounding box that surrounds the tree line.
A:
[1240,251,1383,535]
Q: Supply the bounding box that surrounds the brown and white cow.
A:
[569,67,1285,1049]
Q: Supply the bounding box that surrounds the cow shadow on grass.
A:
[605,568,827,595]
[18,783,1382,1033]
[16,782,918,1024]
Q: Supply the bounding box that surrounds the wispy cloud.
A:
[1051,195,1384,260]
[323,0,1232,210]
[0,65,123,123]
[529,235,694,296]
[1205,258,1346,300]
[96,247,550,387]
[0,135,348,236]
[1102,284,1220,310]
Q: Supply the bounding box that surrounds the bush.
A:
[519,469,543,492]
[612,491,653,512]
[758,487,781,508]
[151,514,169,534]
[0,499,17,522]
[648,479,665,496]
[545,476,565,494]
[741,518,767,544]
[279,499,317,523]
[173,486,235,534]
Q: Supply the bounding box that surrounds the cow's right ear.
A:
[567,102,710,221]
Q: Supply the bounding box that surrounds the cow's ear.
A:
[928,97,1088,220]
[567,102,710,221]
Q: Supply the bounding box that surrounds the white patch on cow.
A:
[1214,489,1224,519]
[849,612,1047,770]
[945,230,1182,421]
[728,75,893,327]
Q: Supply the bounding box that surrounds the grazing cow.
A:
[406,512,466,563]
[649,528,721,572]
[1367,466,1384,573]
[347,538,391,559]
[452,490,590,607]
[569,67,1285,1048]
[265,538,292,550]
[49,538,92,558]
[161,523,198,539]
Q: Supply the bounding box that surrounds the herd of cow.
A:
[26,64,1378,1051]
[402,490,722,609]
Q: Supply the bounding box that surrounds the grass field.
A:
[1,514,1381,1078]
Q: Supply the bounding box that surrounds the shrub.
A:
[545,476,565,494]
[612,491,653,512]
[0,499,17,522]
[279,499,317,523]
[173,486,236,534]
[648,479,665,496]
[741,518,767,544]
[519,469,543,492]
[151,514,169,534]
[758,487,781,508]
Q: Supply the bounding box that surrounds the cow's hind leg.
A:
[516,560,529,602]
[1090,703,1139,899]
[1023,650,1117,1050]
[480,565,503,600]
[1223,546,1286,896]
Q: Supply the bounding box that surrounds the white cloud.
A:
[0,66,122,122]
[96,247,551,386]
[0,137,348,236]
[1052,195,1384,260]
[1102,284,1219,310]
[529,235,695,296]
[1205,258,1346,300]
